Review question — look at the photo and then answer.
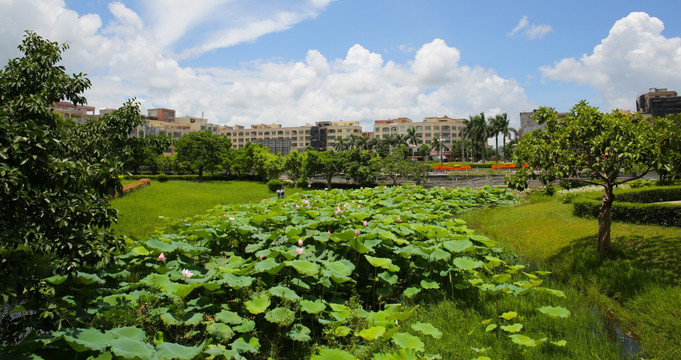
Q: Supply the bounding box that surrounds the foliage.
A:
[651,114,681,183]
[305,149,347,188]
[174,130,231,179]
[284,150,306,186]
[344,149,382,187]
[253,148,284,181]
[124,135,173,174]
[0,31,145,342]
[4,186,576,359]
[572,185,681,227]
[267,179,285,192]
[507,101,657,253]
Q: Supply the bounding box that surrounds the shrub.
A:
[573,186,681,227]
[266,179,284,192]
[296,177,309,188]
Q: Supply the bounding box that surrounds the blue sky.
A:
[2,0,681,131]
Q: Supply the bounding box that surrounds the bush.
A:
[296,177,309,188]
[573,186,681,227]
[266,179,284,192]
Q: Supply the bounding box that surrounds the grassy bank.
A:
[458,191,681,359]
[110,181,303,239]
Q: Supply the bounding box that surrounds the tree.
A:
[431,137,442,163]
[283,150,305,186]
[507,101,657,254]
[467,112,490,162]
[0,32,143,337]
[305,150,347,188]
[344,149,381,187]
[489,114,503,160]
[175,131,231,179]
[495,113,517,161]
[253,147,284,181]
[333,137,350,151]
[124,134,172,174]
[406,126,422,156]
[418,143,430,159]
[652,114,681,183]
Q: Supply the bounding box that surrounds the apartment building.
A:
[219,120,362,155]
[50,101,96,123]
[636,88,681,117]
[373,115,466,153]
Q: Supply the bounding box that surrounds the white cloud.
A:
[508,15,552,39]
[0,0,531,132]
[541,12,681,110]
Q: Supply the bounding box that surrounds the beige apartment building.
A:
[373,115,466,155]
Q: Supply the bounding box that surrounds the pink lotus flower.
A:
[259,255,264,260]
[296,247,304,255]
[298,238,304,246]
[327,230,331,236]
[397,216,402,222]
[229,217,235,221]
[158,252,166,261]
[181,269,193,279]
[363,220,368,226]
[355,229,360,236]
[295,205,300,210]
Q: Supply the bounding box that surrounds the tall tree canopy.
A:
[174,130,231,179]
[0,32,143,305]
[507,101,657,253]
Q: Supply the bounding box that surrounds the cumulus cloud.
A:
[508,16,552,39]
[541,12,681,110]
[0,0,531,131]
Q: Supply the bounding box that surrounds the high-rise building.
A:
[636,88,681,117]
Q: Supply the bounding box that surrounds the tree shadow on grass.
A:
[547,234,681,303]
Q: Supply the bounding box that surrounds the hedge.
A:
[572,186,681,227]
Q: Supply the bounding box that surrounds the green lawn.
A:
[458,191,681,360]
[110,181,303,239]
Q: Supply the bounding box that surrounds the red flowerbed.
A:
[491,163,530,169]
[433,164,472,171]
[116,178,151,197]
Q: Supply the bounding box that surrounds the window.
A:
[264,131,270,136]
[434,126,440,130]
[425,133,431,137]
[425,126,431,130]
[383,127,389,132]
[416,126,422,131]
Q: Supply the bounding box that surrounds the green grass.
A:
[110,181,304,239]
[458,191,681,359]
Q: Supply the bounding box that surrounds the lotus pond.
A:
[7,185,579,359]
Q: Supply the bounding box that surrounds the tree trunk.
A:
[481,141,486,162]
[495,135,499,161]
[198,167,204,180]
[597,184,615,253]
[460,140,465,162]
[502,135,506,161]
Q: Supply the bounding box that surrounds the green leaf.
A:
[365,255,400,272]
[377,271,398,285]
[144,238,175,253]
[420,279,440,289]
[214,310,243,324]
[107,326,146,341]
[58,328,110,352]
[499,311,518,320]
[287,259,320,276]
[311,348,358,360]
[452,256,483,271]
[233,320,256,333]
[403,287,421,297]
[410,322,442,339]
[551,340,567,346]
[288,324,312,342]
[253,257,283,274]
[265,307,295,326]
[268,285,300,302]
[244,293,271,314]
[206,323,234,340]
[509,334,541,347]
[500,323,523,333]
[391,332,425,351]
[230,335,261,353]
[357,326,386,341]
[442,239,473,253]
[45,274,68,285]
[537,306,571,319]
[485,324,497,332]
[76,272,105,285]
[131,246,150,256]
[109,337,155,359]
[156,341,205,360]
[300,299,326,314]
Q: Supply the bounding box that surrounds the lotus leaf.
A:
[57,328,111,352]
[214,310,243,324]
[452,256,483,271]
[509,334,546,347]
[410,322,442,339]
[365,255,400,272]
[311,348,358,360]
[420,279,439,289]
[244,293,271,314]
[442,239,473,253]
[357,326,386,340]
[287,260,320,276]
[537,306,571,318]
[288,324,312,342]
[265,307,295,326]
[391,332,425,351]
[485,324,497,332]
[206,323,234,340]
[268,285,300,302]
[230,335,261,354]
[500,323,523,333]
[156,341,206,360]
[300,299,326,314]
[233,320,255,333]
[499,311,518,320]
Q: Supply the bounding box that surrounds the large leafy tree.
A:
[344,149,381,187]
[507,101,657,253]
[305,150,347,188]
[283,149,306,186]
[124,134,172,174]
[0,31,143,334]
[174,130,231,179]
[652,114,681,183]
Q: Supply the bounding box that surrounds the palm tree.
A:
[333,137,349,151]
[431,137,442,164]
[462,118,473,161]
[496,113,517,161]
[406,127,422,156]
[354,135,369,151]
[489,115,504,161]
[468,112,490,162]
